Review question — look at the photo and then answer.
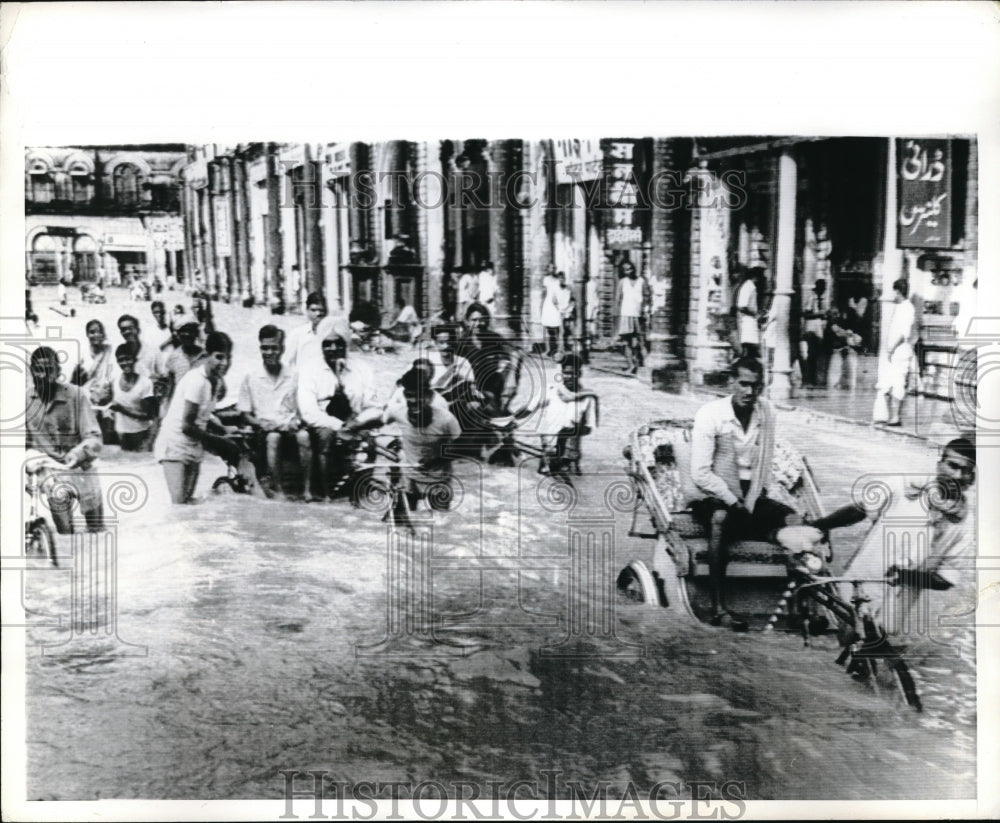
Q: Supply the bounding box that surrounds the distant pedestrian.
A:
[478,261,498,311]
[735,269,762,360]
[801,279,829,387]
[541,269,567,359]
[873,278,915,427]
[456,268,480,323]
[617,261,645,373]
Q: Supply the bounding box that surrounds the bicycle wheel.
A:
[616,561,665,607]
[27,518,57,567]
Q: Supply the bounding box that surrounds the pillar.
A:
[488,139,515,334]
[876,139,904,390]
[647,138,689,388]
[769,151,797,401]
[266,144,285,306]
[416,141,446,321]
[303,144,325,298]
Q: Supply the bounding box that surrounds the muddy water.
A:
[23,451,975,801]
[19,287,976,801]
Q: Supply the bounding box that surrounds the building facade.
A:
[176,136,977,402]
[25,145,187,288]
[684,136,977,399]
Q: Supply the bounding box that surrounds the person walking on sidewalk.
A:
[802,279,829,387]
[540,269,564,359]
[873,278,915,427]
[617,261,645,373]
[735,269,763,360]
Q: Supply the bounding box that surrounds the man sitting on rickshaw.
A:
[516,352,598,480]
[454,303,523,461]
[296,320,382,499]
[690,356,803,630]
[423,322,483,426]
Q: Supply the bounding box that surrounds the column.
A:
[647,138,688,390]
[266,144,285,307]
[769,151,797,401]
[875,139,904,390]
[303,144,325,298]
[487,139,514,333]
[417,140,446,321]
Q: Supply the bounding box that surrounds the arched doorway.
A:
[73,235,99,282]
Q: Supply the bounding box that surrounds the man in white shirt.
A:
[237,325,312,499]
[421,323,480,425]
[811,437,976,660]
[284,291,328,371]
[381,366,461,511]
[477,261,498,310]
[690,357,800,629]
[296,321,381,499]
[735,270,762,360]
[874,278,916,426]
[456,269,480,323]
[617,261,645,373]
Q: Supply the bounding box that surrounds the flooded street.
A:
[18,293,976,801]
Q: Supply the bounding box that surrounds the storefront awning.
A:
[694,136,828,162]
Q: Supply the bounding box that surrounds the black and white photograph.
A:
[2,2,998,820]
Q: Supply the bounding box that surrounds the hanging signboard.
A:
[602,138,648,250]
[552,139,604,184]
[896,138,952,249]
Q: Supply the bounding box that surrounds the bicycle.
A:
[24,458,61,567]
[776,538,923,711]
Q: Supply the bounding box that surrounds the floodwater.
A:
[17,286,977,801]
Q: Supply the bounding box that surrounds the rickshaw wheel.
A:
[616,561,665,607]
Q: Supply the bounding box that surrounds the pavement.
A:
[585,345,966,447]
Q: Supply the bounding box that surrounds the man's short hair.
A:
[30,346,58,368]
[892,278,909,298]
[177,321,201,336]
[731,356,764,379]
[258,324,284,342]
[560,352,584,373]
[944,436,976,466]
[205,331,233,355]
[398,366,432,394]
[465,302,490,320]
[151,300,165,312]
[115,343,138,360]
[85,319,105,335]
[117,313,139,329]
[305,291,327,312]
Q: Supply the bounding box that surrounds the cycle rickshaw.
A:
[618,418,921,711]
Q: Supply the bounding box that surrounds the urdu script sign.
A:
[896,138,952,249]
